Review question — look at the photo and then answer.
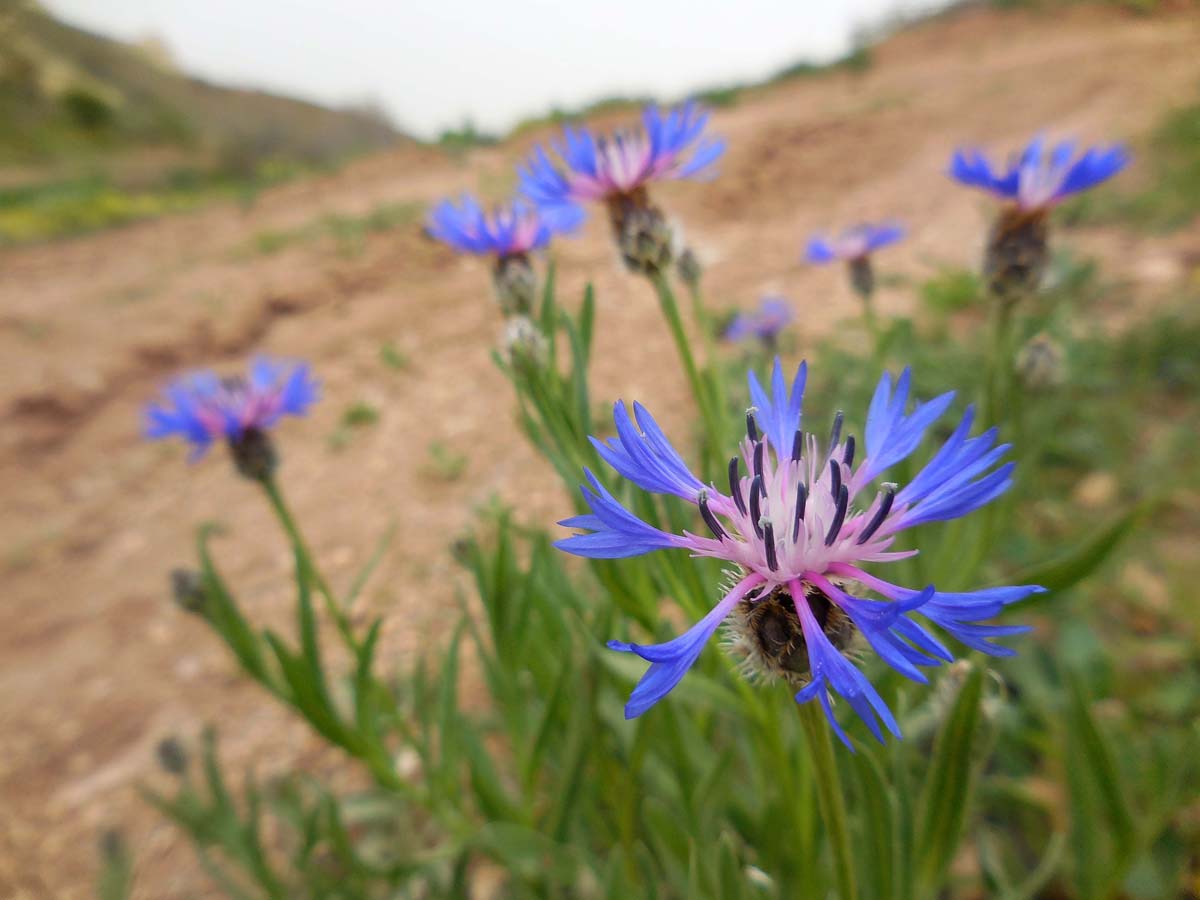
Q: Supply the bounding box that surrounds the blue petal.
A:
[863,223,905,252]
[1056,145,1129,199]
[609,576,763,718]
[805,237,836,264]
[554,469,681,559]
[747,358,807,456]
[591,401,706,501]
[793,588,901,748]
[834,586,943,683]
[883,582,1043,657]
[861,368,955,480]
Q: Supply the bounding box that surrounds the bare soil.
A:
[1,6,1198,896]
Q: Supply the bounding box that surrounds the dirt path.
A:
[1,6,1197,896]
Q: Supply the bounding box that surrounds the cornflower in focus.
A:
[428,195,581,315]
[556,358,1041,748]
[144,357,319,480]
[950,135,1128,299]
[723,297,794,352]
[805,222,905,301]
[519,101,724,274]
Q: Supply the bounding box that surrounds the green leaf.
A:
[96,830,133,900]
[473,822,578,885]
[851,745,896,900]
[344,520,398,607]
[539,261,558,334]
[194,526,273,688]
[915,664,985,895]
[1064,671,1137,897]
[1003,501,1149,595]
[579,283,596,362]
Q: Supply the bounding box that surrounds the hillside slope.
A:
[0,0,399,164]
[0,4,1197,896]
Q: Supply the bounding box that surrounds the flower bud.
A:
[228,427,278,481]
[492,253,538,317]
[502,315,549,370]
[170,568,207,614]
[676,247,703,289]
[1016,332,1065,391]
[606,189,674,275]
[848,256,875,298]
[984,207,1049,302]
[156,736,189,775]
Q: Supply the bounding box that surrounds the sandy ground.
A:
[1,5,1198,896]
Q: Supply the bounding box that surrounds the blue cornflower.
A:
[144,357,319,461]
[427,195,581,258]
[517,100,725,225]
[556,359,1041,748]
[950,134,1128,211]
[723,297,794,345]
[805,222,905,264]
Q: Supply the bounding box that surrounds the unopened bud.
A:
[228,427,277,481]
[605,189,674,275]
[848,256,875,298]
[170,568,207,614]
[502,316,549,369]
[984,207,1049,302]
[1016,332,1065,391]
[492,254,537,317]
[156,736,189,775]
[676,247,703,288]
[618,206,674,275]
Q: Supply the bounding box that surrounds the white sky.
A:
[41,0,953,139]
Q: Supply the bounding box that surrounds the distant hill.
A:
[0,0,402,167]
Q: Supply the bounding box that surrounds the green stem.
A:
[797,701,858,900]
[651,271,725,468]
[859,287,883,366]
[261,476,357,651]
[974,295,1018,581]
[685,280,718,369]
[686,278,729,427]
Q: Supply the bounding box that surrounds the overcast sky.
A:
[41,0,953,139]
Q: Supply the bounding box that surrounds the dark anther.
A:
[843,435,856,467]
[791,429,804,462]
[749,475,765,539]
[792,483,808,541]
[856,488,896,544]
[829,411,844,453]
[829,458,842,499]
[763,521,779,571]
[825,484,849,546]
[728,457,747,516]
[699,493,727,540]
[746,410,759,442]
[753,441,765,480]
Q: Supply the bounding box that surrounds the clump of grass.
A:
[379,342,410,371]
[422,441,467,482]
[1061,96,1200,233]
[920,267,983,315]
[0,160,311,246]
[252,228,303,256]
[341,402,380,428]
[694,85,743,108]
[327,401,382,450]
[247,201,421,257]
[323,202,421,257]
[436,120,498,156]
